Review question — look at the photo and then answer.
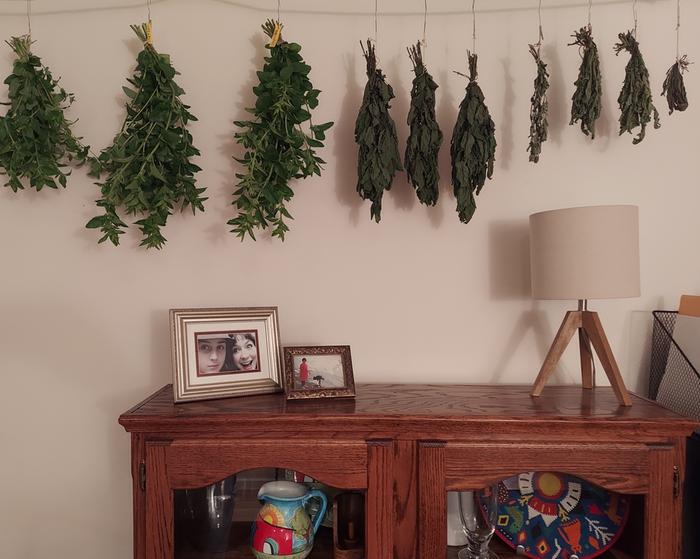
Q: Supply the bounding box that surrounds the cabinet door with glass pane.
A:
[141,438,392,559]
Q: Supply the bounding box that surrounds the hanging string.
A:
[587,0,593,28]
[146,0,153,44]
[537,0,544,50]
[676,0,681,62]
[277,0,280,22]
[373,0,378,46]
[26,0,31,37]
[632,0,638,36]
[471,0,477,53]
[422,0,428,48]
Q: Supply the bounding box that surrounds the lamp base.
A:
[531,310,632,406]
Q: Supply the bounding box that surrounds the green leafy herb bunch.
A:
[569,26,602,139]
[230,20,332,241]
[0,35,90,192]
[405,41,443,206]
[614,30,660,145]
[355,39,403,223]
[662,55,690,115]
[528,44,550,163]
[450,52,496,225]
[87,23,205,249]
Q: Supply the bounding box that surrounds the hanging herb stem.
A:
[86,23,205,249]
[614,30,661,144]
[569,26,602,139]
[450,52,496,225]
[662,55,690,115]
[355,39,402,223]
[528,44,549,164]
[405,41,442,206]
[0,35,90,192]
[230,20,332,241]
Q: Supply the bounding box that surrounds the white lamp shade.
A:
[530,205,640,301]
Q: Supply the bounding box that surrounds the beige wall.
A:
[0,0,698,556]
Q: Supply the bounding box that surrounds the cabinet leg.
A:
[131,434,146,559]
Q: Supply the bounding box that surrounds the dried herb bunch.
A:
[355,40,402,223]
[662,55,690,115]
[230,20,332,241]
[569,26,602,138]
[0,35,89,192]
[528,44,550,164]
[614,31,660,145]
[405,41,443,206]
[450,52,496,225]
[87,23,204,249]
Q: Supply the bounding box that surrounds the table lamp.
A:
[529,205,640,406]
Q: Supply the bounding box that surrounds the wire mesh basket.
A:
[649,310,700,420]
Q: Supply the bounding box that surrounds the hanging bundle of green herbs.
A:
[569,26,602,139]
[614,30,660,145]
[0,35,89,192]
[662,55,690,114]
[404,41,442,206]
[528,44,549,164]
[355,39,402,223]
[87,23,204,249]
[450,52,496,225]
[230,20,332,241]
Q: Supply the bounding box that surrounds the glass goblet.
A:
[457,486,499,559]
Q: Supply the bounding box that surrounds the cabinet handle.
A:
[139,462,146,492]
[673,466,680,498]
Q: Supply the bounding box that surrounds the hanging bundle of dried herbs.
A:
[528,44,549,163]
[450,52,496,225]
[614,31,660,145]
[355,40,402,223]
[404,41,442,206]
[230,20,332,241]
[87,23,204,249]
[0,35,89,192]
[662,55,690,114]
[569,26,602,139]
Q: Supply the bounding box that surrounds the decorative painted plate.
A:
[490,472,630,559]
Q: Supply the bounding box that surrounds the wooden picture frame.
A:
[170,307,283,403]
[283,346,356,400]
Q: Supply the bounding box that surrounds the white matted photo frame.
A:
[284,346,356,400]
[170,307,283,403]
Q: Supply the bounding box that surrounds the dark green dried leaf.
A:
[661,55,690,115]
[528,44,549,164]
[86,23,205,249]
[229,19,332,241]
[450,52,496,224]
[404,41,442,206]
[569,26,602,139]
[614,30,661,145]
[355,39,402,223]
[0,35,90,192]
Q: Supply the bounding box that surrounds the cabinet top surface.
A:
[120,383,697,436]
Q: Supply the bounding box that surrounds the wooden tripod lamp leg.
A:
[582,312,633,407]
[579,329,594,389]
[531,311,582,397]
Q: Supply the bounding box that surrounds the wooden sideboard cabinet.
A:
[119,384,698,559]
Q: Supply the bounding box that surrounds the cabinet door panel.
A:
[444,442,650,494]
[165,439,368,489]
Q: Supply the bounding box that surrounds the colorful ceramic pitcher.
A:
[251,481,328,559]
